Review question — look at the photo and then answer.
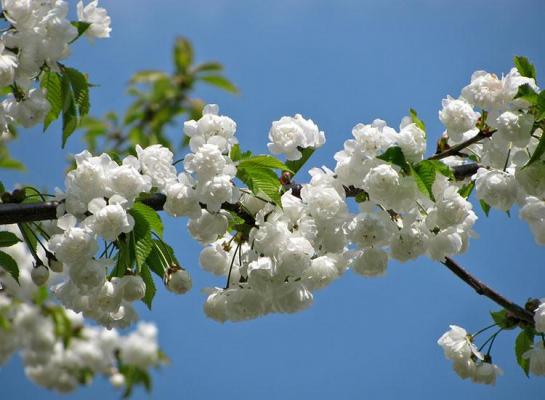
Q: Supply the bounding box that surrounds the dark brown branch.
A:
[428,130,495,160]
[442,257,534,324]
[0,194,255,227]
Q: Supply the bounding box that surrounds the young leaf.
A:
[377,146,410,174]
[238,155,291,172]
[480,199,491,217]
[524,130,545,167]
[237,166,281,205]
[515,328,534,376]
[40,71,63,131]
[128,209,153,270]
[514,56,537,80]
[131,202,164,238]
[64,67,90,117]
[0,157,25,171]
[173,37,193,73]
[200,75,239,94]
[111,239,131,278]
[61,73,78,147]
[411,161,436,200]
[409,108,426,132]
[0,250,19,283]
[285,147,315,176]
[70,21,91,42]
[139,264,156,310]
[514,83,538,105]
[0,232,21,247]
[490,309,517,330]
[458,181,475,199]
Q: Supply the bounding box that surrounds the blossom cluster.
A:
[438,325,503,384]
[0,0,110,135]
[0,226,161,393]
[439,68,544,243]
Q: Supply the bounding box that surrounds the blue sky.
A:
[1,0,545,398]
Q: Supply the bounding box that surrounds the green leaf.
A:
[200,75,239,94]
[536,92,545,122]
[409,108,426,133]
[61,72,78,147]
[354,191,369,203]
[237,166,281,205]
[140,264,156,310]
[173,37,193,73]
[0,157,25,170]
[411,163,435,200]
[120,366,152,398]
[285,147,315,177]
[458,181,475,199]
[70,21,91,42]
[238,155,292,172]
[515,328,534,376]
[230,143,242,161]
[128,209,153,270]
[514,56,536,80]
[490,309,517,330]
[40,71,63,131]
[377,146,410,174]
[514,83,538,105]
[0,232,21,247]
[427,160,455,180]
[145,244,168,278]
[480,199,491,217]
[131,202,163,238]
[111,239,130,278]
[64,67,90,117]
[0,181,4,193]
[48,306,73,347]
[194,62,224,73]
[130,70,169,84]
[18,223,37,254]
[525,131,545,167]
[0,250,18,283]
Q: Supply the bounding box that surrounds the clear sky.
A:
[1,0,545,398]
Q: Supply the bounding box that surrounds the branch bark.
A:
[441,257,534,324]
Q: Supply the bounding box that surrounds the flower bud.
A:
[31,264,49,286]
[164,266,192,294]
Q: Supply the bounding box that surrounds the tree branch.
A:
[428,129,495,160]
[441,257,534,324]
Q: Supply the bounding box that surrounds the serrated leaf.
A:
[64,67,90,117]
[378,146,410,174]
[0,232,21,247]
[61,73,78,147]
[0,250,18,283]
[285,147,315,176]
[411,161,437,200]
[409,108,426,133]
[237,166,281,205]
[514,83,538,105]
[70,21,91,42]
[238,155,291,172]
[490,309,517,330]
[128,209,153,270]
[40,71,63,131]
[230,143,242,161]
[200,75,239,94]
[145,243,169,278]
[140,264,156,310]
[111,239,130,278]
[480,199,491,217]
[131,202,163,238]
[525,131,545,167]
[515,328,534,376]
[458,181,475,199]
[514,56,537,80]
